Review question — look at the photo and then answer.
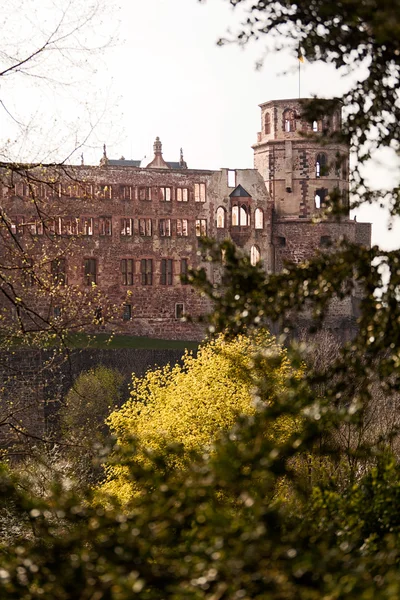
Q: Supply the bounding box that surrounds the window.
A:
[216,207,225,228]
[121,259,134,285]
[159,187,171,201]
[139,187,152,201]
[96,184,112,199]
[255,208,264,229]
[82,217,93,236]
[11,216,24,235]
[120,218,133,236]
[61,218,78,236]
[176,219,188,236]
[277,236,286,247]
[22,260,34,287]
[53,307,61,319]
[227,170,236,188]
[320,235,332,248]
[315,188,328,209]
[159,219,171,237]
[99,216,112,236]
[195,219,207,237]
[176,188,188,202]
[84,258,97,285]
[265,112,271,134]
[123,304,132,321]
[283,109,295,132]
[316,153,328,178]
[161,259,173,285]
[180,258,188,284]
[250,245,261,266]
[139,218,152,236]
[140,259,153,285]
[194,183,206,202]
[240,205,249,226]
[51,258,66,285]
[312,121,318,132]
[232,206,239,226]
[175,303,184,319]
[120,185,132,200]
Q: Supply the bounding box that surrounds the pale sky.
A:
[1,0,398,248]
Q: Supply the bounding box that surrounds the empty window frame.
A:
[121,259,134,285]
[139,187,152,201]
[159,219,171,237]
[120,185,133,200]
[180,258,188,284]
[195,219,207,237]
[255,208,264,229]
[140,259,153,285]
[96,184,112,199]
[315,188,328,209]
[250,245,261,266]
[227,170,236,188]
[161,258,173,285]
[283,109,295,132]
[123,304,132,321]
[99,216,112,236]
[312,121,319,132]
[216,206,226,228]
[82,217,93,236]
[264,112,271,134]
[120,218,133,236]
[51,258,66,285]
[159,187,172,201]
[316,153,328,177]
[10,216,24,235]
[139,218,152,236]
[240,205,249,226]
[232,205,239,227]
[176,219,188,236]
[84,258,97,285]
[175,303,184,319]
[176,188,188,202]
[194,183,206,202]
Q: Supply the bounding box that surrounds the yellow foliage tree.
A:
[102,330,297,503]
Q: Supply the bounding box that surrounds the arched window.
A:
[283,109,295,132]
[264,112,271,134]
[316,153,327,177]
[255,208,264,229]
[250,245,261,266]
[240,205,249,226]
[216,207,225,228]
[315,188,328,209]
[232,205,239,226]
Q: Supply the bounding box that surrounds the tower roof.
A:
[229,185,251,198]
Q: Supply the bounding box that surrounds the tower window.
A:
[315,188,328,209]
[255,208,264,229]
[216,207,226,228]
[264,112,271,134]
[283,109,296,132]
[232,206,239,227]
[316,153,328,177]
[240,205,249,226]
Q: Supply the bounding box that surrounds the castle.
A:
[0,98,371,340]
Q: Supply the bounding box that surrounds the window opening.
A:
[227,170,236,188]
[99,216,112,236]
[180,258,188,284]
[320,235,332,248]
[255,208,264,229]
[240,205,248,226]
[51,258,66,285]
[120,218,133,236]
[123,304,132,321]
[140,259,153,285]
[177,219,188,236]
[316,153,327,178]
[232,205,239,226]
[139,218,152,236]
[250,245,261,266]
[264,112,271,134]
[194,183,206,202]
[216,207,225,228]
[312,121,318,132]
[176,188,188,202]
[175,303,184,319]
[121,259,134,285]
[159,219,171,237]
[84,258,97,285]
[195,219,207,237]
[161,259,173,285]
[159,187,171,201]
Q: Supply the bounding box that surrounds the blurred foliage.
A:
[102,331,298,503]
